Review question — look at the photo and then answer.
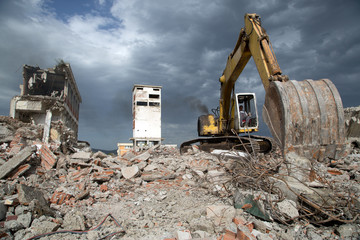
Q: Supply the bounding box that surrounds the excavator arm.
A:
[218,14,287,134]
[182,13,346,159]
[212,13,346,160]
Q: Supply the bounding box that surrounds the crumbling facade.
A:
[9,63,81,140]
[131,84,162,150]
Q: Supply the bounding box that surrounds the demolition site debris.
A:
[0,107,359,239]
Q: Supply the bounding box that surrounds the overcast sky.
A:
[1,0,359,150]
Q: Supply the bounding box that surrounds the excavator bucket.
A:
[263,79,347,160]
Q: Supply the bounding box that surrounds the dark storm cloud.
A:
[0,0,359,149]
[184,96,209,115]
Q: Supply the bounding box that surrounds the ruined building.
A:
[131,84,162,150]
[9,63,81,141]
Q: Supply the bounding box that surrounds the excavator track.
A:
[180,135,273,155]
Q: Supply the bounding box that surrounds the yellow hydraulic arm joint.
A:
[218,13,287,134]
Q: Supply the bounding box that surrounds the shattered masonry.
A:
[9,63,81,140]
[0,97,360,239]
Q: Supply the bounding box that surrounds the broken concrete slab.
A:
[336,223,359,239]
[206,168,231,184]
[143,164,158,172]
[206,205,236,226]
[92,151,108,159]
[130,151,150,162]
[62,211,86,231]
[0,201,7,221]
[4,219,24,232]
[141,171,164,182]
[140,170,176,182]
[176,229,192,240]
[271,176,337,208]
[0,124,14,143]
[17,184,54,216]
[121,165,139,179]
[30,219,60,235]
[0,146,36,179]
[276,199,299,219]
[121,150,136,160]
[71,151,91,160]
[136,161,148,170]
[279,152,312,182]
[17,212,32,228]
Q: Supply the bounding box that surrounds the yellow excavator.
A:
[180,13,346,160]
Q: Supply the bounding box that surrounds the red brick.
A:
[6,215,18,221]
[92,170,114,182]
[189,159,210,171]
[223,229,236,240]
[59,175,66,183]
[9,164,31,179]
[233,218,254,233]
[8,134,24,155]
[94,159,101,166]
[70,168,90,182]
[38,144,57,170]
[76,182,86,191]
[233,217,245,226]
[236,225,256,240]
[100,184,108,192]
[50,191,72,205]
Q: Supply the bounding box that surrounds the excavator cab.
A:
[234,93,258,132]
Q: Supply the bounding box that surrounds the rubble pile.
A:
[345,106,360,144]
[0,116,360,239]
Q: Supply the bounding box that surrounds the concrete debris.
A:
[62,211,86,231]
[37,143,57,170]
[344,106,360,139]
[280,152,312,182]
[92,151,108,159]
[276,199,299,219]
[121,165,140,179]
[206,205,236,226]
[0,202,6,221]
[0,113,359,239]
[0,146,36,179]
[10,63,81,141]
[17,184,55,217]
[71,151,91,160]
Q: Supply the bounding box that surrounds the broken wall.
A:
[9,63,81,140]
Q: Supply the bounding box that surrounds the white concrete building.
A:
[131,84,162,150]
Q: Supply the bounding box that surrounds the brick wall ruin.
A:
[9,63,81,141]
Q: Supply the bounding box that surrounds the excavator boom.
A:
[182,13,346,160]
[221,13,346,159]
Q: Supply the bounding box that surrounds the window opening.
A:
[149,94,160,99]
[136,101,147,106]
[149,102,160,107]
